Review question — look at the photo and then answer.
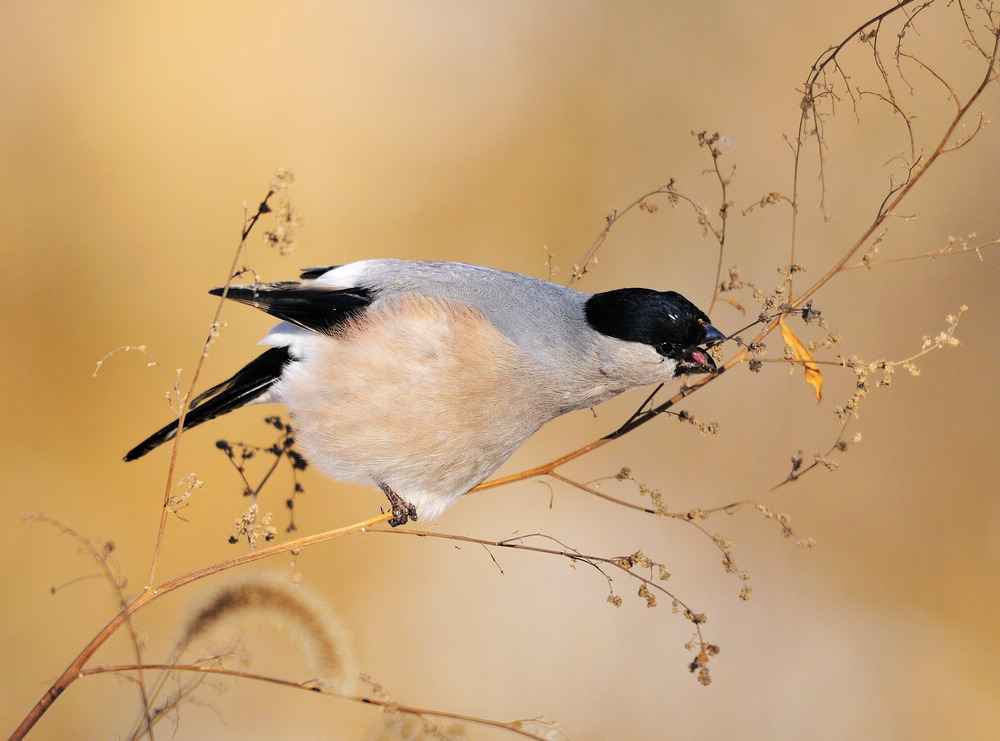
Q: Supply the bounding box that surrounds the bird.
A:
[125,259,725,526]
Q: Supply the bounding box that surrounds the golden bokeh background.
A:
[2,2,999,739]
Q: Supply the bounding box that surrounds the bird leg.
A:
[379,482,417,527]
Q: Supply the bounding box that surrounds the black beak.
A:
[701,323,726,347]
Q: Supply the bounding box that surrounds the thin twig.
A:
[81,664,553,741]
[10,512,391,741]
[146,190,279,588]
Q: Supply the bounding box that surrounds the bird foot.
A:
[379,483,417,527]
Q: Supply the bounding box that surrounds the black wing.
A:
[208,283,373,334]
[124,346,292,462]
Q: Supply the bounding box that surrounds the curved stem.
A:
[792,22,1000,310]
[9,512,390,741]
[81,664,550,741]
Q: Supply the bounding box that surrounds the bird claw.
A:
[380,483,417,527]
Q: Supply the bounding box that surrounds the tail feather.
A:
[208,283,372,334]
[124,346,292,462]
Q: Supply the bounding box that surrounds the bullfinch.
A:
[126,260,724,525]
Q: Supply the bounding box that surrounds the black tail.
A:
[124,346,292,462]
[208,283,372,334]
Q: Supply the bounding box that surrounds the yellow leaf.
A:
[779,317,823,402]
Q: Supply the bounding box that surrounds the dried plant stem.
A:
[474,437,614,492]
[29,517,156,738]
[547,471,658,515]
[696,132,733,317]
[790,9,1000,310]
[10,512,391,741]
[788,0,924,301]
[81,664,553,741]
[567,179,719,287]
[145,191,279,588]
[568,185,673,285]
[375,528,707,644]
[842,237,999,269]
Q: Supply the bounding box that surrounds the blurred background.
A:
[2,2,998,739]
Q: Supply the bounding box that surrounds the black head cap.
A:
[584,288,724,373]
